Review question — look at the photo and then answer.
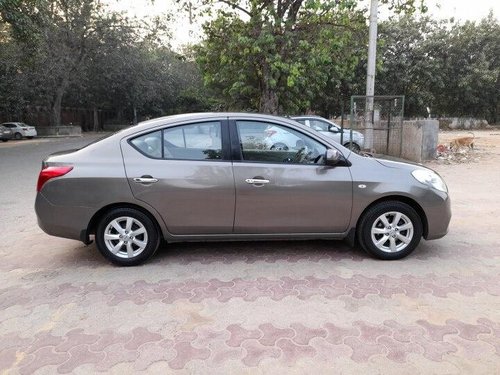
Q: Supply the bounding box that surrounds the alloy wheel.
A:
[103,216,149,259]
[370,211,414,253]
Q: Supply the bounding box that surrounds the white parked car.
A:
[1,122,37,139]
[263,125,307,151]
[291,116,364,152]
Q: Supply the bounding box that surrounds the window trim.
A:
[230,119,330,166]
[128,119,230,162]
[128,129,164,160]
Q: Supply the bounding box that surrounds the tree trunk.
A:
[50,87,64,127]
[260,87,279,114]
[259,62,279,114]
[93,107,99,131]
[133,106,138,125]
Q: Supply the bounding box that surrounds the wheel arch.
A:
[343,141,361,149]
[356,195,429,238]
[84,202,165,244]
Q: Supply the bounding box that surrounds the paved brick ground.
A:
[1,133,499,374]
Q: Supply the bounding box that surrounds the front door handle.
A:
[245,178,270,185]
[133,175,159,184]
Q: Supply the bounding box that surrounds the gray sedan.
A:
[35,113,451,266]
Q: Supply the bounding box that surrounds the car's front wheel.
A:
[270,142,289,151]
[95,208,160,266]
[344,142,361,153]
[357,201,423,260]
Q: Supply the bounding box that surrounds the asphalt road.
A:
[0,135,105,234]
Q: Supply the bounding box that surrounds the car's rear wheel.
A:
[1,139,7,142]
[95,208,160,266]
[14,132,22,140]
[357,201,422,260]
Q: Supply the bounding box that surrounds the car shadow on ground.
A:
[154,240,367,264]
[43,236,452,270]
[60,239,369,268]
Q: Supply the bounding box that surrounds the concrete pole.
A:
[364,0,378,150]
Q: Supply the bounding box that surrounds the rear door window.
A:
[163,122,222,160]
[130,122,223,160]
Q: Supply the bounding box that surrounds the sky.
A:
[104,0,500,49]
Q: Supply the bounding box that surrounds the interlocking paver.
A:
[1,133,500,373]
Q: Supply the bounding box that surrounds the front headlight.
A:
[412,169,448,192]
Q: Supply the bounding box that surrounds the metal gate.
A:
[349,95,405,156]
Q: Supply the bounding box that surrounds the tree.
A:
[196,1,366,114]
[0,0,140,126]
[194,0,426,115]
[376,13,499,123]
[434,13,499,123]
[1,0,204,126]
[0,21,29,119]
[376,16,446,117]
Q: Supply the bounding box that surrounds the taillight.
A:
[37,166,73,192]
[265,129,277,137]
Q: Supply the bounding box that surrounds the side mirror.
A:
[325,149,342,166]
[328,125,339,133]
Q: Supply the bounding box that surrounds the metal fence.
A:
[348,95,405,156]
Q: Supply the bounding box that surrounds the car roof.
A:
[118,112,312,137]
[290,115,328,120]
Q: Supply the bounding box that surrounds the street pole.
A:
[365,0,378,151]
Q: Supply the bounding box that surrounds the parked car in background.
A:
[0,122,37,139]
[35,113,450,266]
[0,125,13,142]
[291,115,364,152]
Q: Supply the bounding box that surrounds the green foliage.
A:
[377,13,500,123]
[0,0,204,126]
[196,0,367,114]
[1,0,498,125]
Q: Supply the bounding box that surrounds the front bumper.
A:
[423,191,451,240]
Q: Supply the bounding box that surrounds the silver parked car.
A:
[0,125,13,142]
[1,122,37,139]
[35,113,451,266]
[291,115,364,152]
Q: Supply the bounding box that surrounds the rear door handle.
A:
[245,178,270,184]
[133,176,158,184]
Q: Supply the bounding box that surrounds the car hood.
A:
[374,155,425,171]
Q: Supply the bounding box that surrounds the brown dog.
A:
[450,132,474,151]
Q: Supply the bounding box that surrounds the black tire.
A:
[357,201,423,260]
[95,208,160,266]
[270,143,289,151]
[1,139,7,142]
[344,142,361,153]
[14,132,22,140]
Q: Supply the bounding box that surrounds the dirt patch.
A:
[429,129,500,165]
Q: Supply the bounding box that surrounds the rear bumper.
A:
[35,193,93,241]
